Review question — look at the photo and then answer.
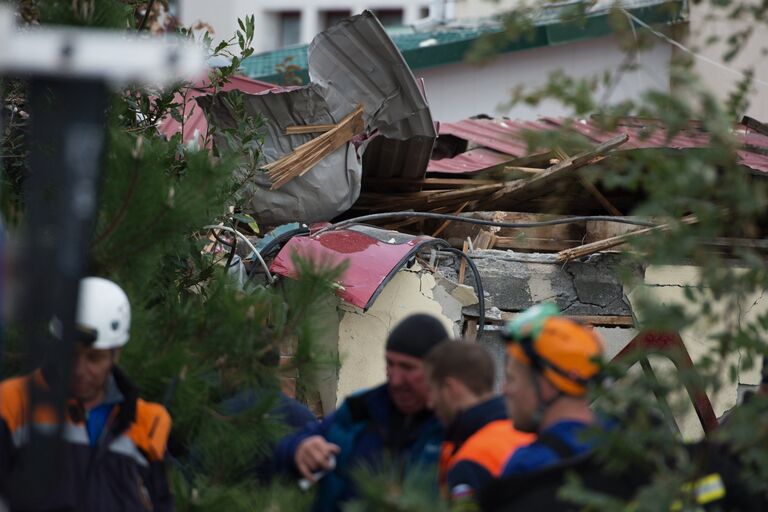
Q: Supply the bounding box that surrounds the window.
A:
[419,6,430,19]
[278,11,301,47]
[321,10,351,30]
[372,8,404,27]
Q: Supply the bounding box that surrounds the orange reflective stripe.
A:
[0,371,74,433]
[127,399,171,462]
[446,420,535,476]
[0,375,30,432]
[438,441,456,485]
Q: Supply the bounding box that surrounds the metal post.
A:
[9,78,109,505]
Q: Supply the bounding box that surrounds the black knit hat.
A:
[386,314,450,359]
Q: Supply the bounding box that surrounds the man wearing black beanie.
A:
[275,313,450,511]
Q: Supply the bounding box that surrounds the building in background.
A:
[238,0,682,121]
[453,0,768,121]
[178,0,431,53]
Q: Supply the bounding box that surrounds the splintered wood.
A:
[263,105,365,190]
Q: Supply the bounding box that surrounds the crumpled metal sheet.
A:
[308,10,437,180]
[198,85,362,225]
[198,10,437,225]
[270,225,439,310]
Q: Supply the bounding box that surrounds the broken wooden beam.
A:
[557,214,698,263]
[363,177,499,189]
[284,124,336,135]
[264,105,365,190]
[432,201,471,237]
[486,133,629,205]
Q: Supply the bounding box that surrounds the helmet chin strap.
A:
[528,372,564,432]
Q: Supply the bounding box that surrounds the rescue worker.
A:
[482,303,766,511]
[275,313,449,511]
[424,341,534,502]
[499,303,605,475]
[0,277,173,511]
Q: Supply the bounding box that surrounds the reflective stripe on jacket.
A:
[439,396,534,500]
[0,367,173,511]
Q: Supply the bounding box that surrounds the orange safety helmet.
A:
[502,303,604,396]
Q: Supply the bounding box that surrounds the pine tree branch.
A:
[93,158,141,246]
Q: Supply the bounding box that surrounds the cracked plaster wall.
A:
[334,266,465,406]
[628,265,768,438]
[327,253,765,440]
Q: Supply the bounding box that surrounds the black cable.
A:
[438,245,485,336]
[318,212,657,235]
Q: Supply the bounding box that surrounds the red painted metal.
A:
[428,148,513,174]
[430,116,768,174]
[438,118,548,156]
[270,226,438,310]
[158,74,280,146]
[612,331,719,434]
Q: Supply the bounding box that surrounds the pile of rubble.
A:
[164,11,768,421]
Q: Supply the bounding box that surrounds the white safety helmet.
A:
[76,277,131,349]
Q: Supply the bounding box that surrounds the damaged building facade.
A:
[161,11,768,439]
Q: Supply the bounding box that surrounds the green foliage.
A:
[454,0,768,509]
[1,2,336,510]
[345,462,450,512]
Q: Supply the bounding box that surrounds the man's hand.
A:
[295,435,341,481]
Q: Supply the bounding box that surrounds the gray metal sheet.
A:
[198,86,362,225]
[308,10,436,180]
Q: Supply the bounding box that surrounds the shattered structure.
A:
[177,11,768,435]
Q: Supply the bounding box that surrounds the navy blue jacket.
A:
[275,384,443,511]
[214,389,316,483]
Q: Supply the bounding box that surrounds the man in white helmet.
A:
[0,277,174,511]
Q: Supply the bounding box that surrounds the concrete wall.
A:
[418,35,671,121]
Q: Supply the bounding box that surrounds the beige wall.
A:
[687,1,768,122]
[628,265,767,439]
[454,0,520,19]
[334,267,464,405]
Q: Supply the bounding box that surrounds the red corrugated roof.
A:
[429,116,768,174]
[158,74,280,146]
[428,148,512,173]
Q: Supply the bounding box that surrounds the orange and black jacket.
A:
[0,367,173,511]
[438,396,534,501]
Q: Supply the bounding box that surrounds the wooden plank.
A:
[439,211,586,250]
[493,236,581,252]
[432,201,470,237]
[578,175,623,216]
[265,105,365,190]
[557,215,697,263]
[364,177,498,189]
[284,124,336,135]
[458,239,469,285]
[472,230,496,250]
[503,166,547,174]
[487,134,629,205]
[426,184,504,203]
[464,319,478,341]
